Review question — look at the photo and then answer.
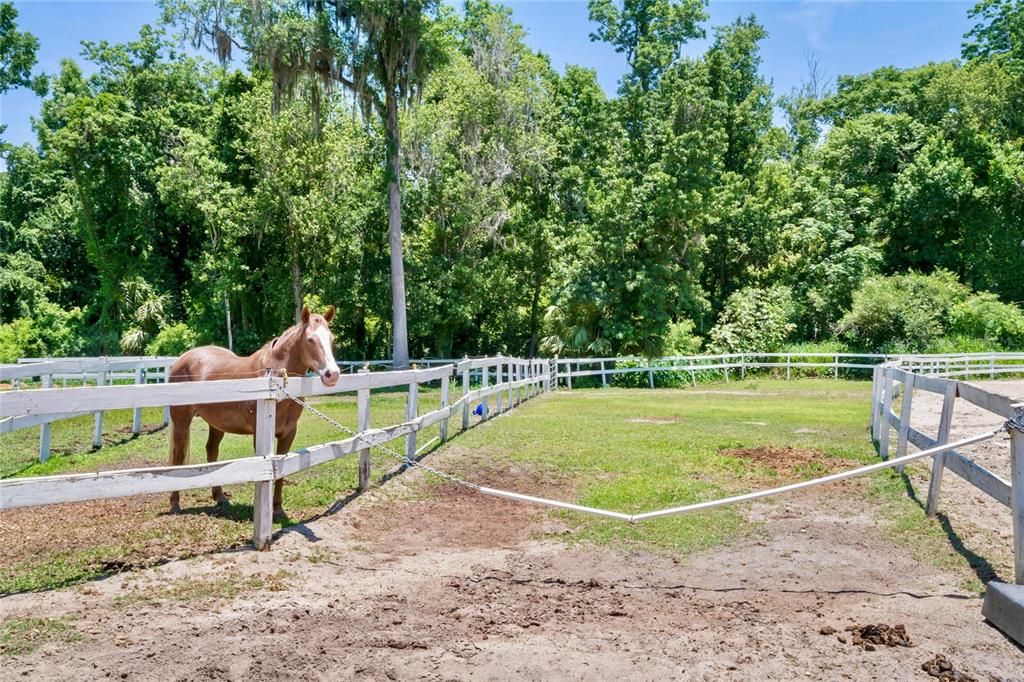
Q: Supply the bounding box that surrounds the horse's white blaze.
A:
[314,325,340,376]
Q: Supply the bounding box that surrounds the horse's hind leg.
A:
[168,406,193,513]
[206,427,228,508]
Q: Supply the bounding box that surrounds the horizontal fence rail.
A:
[0,355,553,549]
[553,352,1024,389]
[870,360,1024,583]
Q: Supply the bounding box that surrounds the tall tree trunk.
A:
[291,251,303,324]
[528,272,542,358]
[224,293,233,351]
[386,89,410,368]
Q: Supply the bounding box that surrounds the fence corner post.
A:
[1011,426,1024,584]
[252,397,277,551]
[879,368,894,461]
[357,368,372,492]
[38,374,52,462]
[925,381,957,517]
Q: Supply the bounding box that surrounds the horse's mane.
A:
[258,321,304,360]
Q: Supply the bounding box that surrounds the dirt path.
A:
[2,458,1021,681]
[905,379,1023,581]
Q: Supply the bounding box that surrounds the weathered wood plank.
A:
[956,381,1018,419]
[895,372,915,474]
[926,382,958,516]
[0,458,274,510]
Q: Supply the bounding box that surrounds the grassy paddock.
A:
[0,378,989,593]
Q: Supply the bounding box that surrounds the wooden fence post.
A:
[648,360,654,389]
[508,360,514,408]
[462,362,470,430]
[92,370,105,449]
[895,372,916,474]
[495,357,504,414]
[601,361,608,388]
[39,374,52,462]
[440,372,450,443]
[786,355,792,381]
[925,381,957,517]
[1010,427,1024,584]
[162,366,171,427]
[482,362,490,415]
[566,359,572,390]
[252,397,277,550]
[406,380,419,461]
[834,354,839,380]
[740,354,745,380]
[132,367,144,435]
[879,369,895,460]
[870,366,882,446]
[357,368,371,492]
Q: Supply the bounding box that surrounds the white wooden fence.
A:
[870,360,1024,583]
[554,352,1024,389]
[0,356,553,549]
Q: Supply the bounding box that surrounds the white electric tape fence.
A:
[275,379,1024,524]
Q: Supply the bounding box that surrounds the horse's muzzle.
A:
[320,368,340,387]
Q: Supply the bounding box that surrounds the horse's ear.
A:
[323,305,336,324]
[301,305,310,325]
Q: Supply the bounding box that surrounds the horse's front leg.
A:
[273,426,298,521]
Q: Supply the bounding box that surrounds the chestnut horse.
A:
[168,305,340,519]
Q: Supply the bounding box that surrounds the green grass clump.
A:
[0,617,81,657]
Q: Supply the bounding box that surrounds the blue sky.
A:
[1,1,976,148]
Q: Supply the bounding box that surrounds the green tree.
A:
[162,0,447,367]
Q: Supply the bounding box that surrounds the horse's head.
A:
[299,305,341,387]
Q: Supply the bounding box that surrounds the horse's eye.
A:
[308,338,315,344]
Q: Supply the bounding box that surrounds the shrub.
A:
[836,270,970,352]
[708,286,796,353]
[948,294,1024,350]
[146,323,200,356]
[663,320,702,355]
[0,303,86,363]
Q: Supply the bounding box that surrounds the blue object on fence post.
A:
[473,403,489,419]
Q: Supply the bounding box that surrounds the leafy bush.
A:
[709,286,796,353]
[948,294,1024,349]
[0,303,86,363]
[663,320,702,355]
[836,270,970,352]
[145,322,200,356]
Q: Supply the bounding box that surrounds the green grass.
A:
[432,379,878,556]
[0,617,81,657]
[113,569,293,607]
[0,378,993,593]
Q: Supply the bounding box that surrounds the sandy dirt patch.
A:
[2,452,1021,681]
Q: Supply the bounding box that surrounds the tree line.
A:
[1,0,1022,364]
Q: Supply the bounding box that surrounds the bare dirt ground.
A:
[905,379,1024,581]
[3,437,1023,681]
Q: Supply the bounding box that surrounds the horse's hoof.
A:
[214,498,230,511]
[272,509,288,523]
[169,504,181,514]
